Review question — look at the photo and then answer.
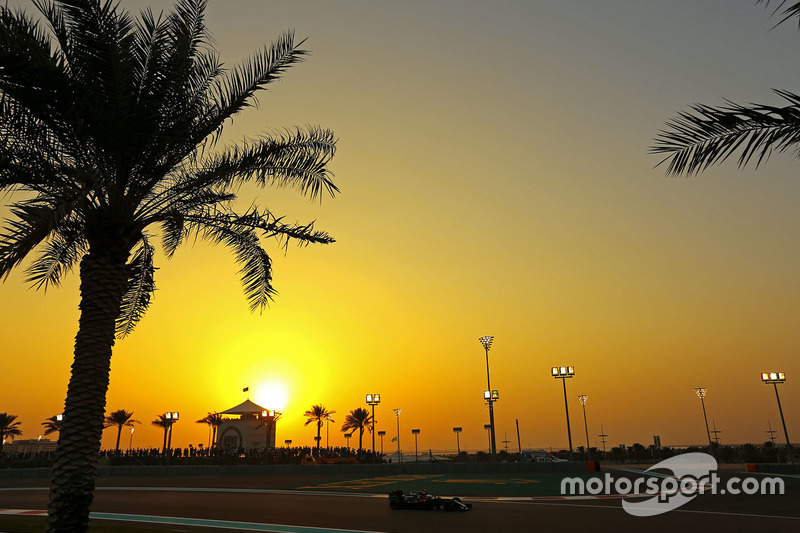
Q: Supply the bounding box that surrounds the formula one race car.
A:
[388,490,472,511]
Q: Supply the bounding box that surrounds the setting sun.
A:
[254,380,290,412]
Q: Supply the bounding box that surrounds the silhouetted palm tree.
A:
[341,407,373,451]
[0,1,336,530]
[103,410,140,452]
[151,414,173,453]
[304,404,335,455]
[0,413,23,454]
[255,411,282,450]
[652,2,800,176]
[196,412,223,447]
[42,415,63,436]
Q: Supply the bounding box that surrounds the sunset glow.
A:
[254,380,290,413]
[1,0,797,456]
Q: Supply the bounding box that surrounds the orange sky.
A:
[2,0,798,453]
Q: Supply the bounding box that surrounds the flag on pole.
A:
[243,387,249,392]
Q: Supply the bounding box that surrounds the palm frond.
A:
[188,128,338,201]
[191,215,275,312]
[103,409,139,428]
[0,198,74,279]
[215,207,334,248]
[116,235,156,337]
[0,5,78,158]
[42,414,63,435]
[196,30,308,143]
[758,0,800,28]
[651,90,800,175]
[24,216,87,289]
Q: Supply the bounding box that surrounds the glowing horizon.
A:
[1,0,797,454]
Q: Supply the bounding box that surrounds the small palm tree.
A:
[42,415,63,436]
[151,414,173,452]
[0,413,23,454]
[652,2,800,176]
[196,412,224,447]
[255,411,282,449]
[103,410,140,452]
[304,404,335,455]
[341,407,373,451]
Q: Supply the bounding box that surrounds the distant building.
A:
[216,400,278,451]
[4,438,57,454]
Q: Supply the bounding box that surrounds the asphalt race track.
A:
[1,468,799,532]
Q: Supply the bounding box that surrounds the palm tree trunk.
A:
[358,428,364,451]
[47,252,129,532]
[316,422,321,456]
[115,426,122,452]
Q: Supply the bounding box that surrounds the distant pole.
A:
[710,420,721,445]
[453,427,462,454]
[325,414,331,450]
[578,395,591,460]
[515,419,522,454]
[378,431,386,455]
[767,420,778,444]
[412,429,420,462]
[598,425,608,456]
[394,409,402,462]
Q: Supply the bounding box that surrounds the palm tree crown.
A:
[652,2,800,176]
[341,407,373,451]
[151,414,172,430]
[304,404,334,454]
[42,415,63,436]
[0,1,337,529]
[196,412,224,447]
[0,413,23,453]
[103,409,139,452]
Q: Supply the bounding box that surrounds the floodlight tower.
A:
[693,388,714,452]
[453,426,463,454]
[761,372,793,464]
[552,366,575,459]
[479,336,497,457]
[366,393,381,462]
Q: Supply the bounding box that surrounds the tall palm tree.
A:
[42,415,63,436]
[196,412,223,447]
[0,413,23,454]
[304,404,335,456]
[341,407,373,451]
[151,414,173,453]
[652,1,800,176]
[103,410,139,452]
[0,1,336,530]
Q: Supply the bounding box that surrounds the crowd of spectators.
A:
[0,444,383,467]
